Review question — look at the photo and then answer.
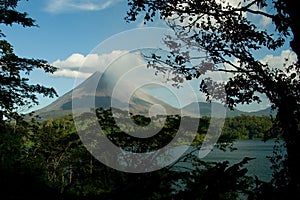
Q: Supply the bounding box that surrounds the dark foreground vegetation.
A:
[1,0,298,199]
[1,108,286,200]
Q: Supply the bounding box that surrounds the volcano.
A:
[34,70,275,120]
[34,72,180,120]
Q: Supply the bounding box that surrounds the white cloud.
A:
[52,69,91,78]
[53,53,85,69]
[261,50,297,70]
[52,50,128,78]
[45,0,121,13]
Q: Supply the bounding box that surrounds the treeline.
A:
[90,108,277,150]
[0,108,282,199]
[221,115,275,140]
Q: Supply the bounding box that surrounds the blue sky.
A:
[2,0,297,113]
[3,0,160,111]
[4,0,137,60]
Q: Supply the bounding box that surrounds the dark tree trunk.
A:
[277,95,300,197]
[281,1,300,197]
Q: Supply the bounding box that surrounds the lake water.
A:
[166,139,285,182]
[121,139,285,182]
[201,139,285,182]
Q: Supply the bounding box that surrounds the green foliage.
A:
[97,108,199,151]
[96,108,276,152]
[0,0,57,124]
[221,115,274,140]
[1,110,275,199]
[0,1,58,198]
[126,0,300,196]
[174,157,256,200]
[0,118,59,199]
[0,0,35,28]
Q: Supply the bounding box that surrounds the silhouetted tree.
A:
[0,1,58,198]
[125,0,300,197]
[0,0,57,126]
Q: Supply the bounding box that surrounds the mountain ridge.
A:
[34,72,276,120]
[182,102,276,118]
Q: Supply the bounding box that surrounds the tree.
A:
[0,1,58,198]
[0,0,57,126]
[125,0,300,197]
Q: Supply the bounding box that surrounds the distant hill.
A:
[183,102,276,118]
[249,107,276,117]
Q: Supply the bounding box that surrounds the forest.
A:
[0,108,282,199]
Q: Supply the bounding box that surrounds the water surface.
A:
[202,139,285,182]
